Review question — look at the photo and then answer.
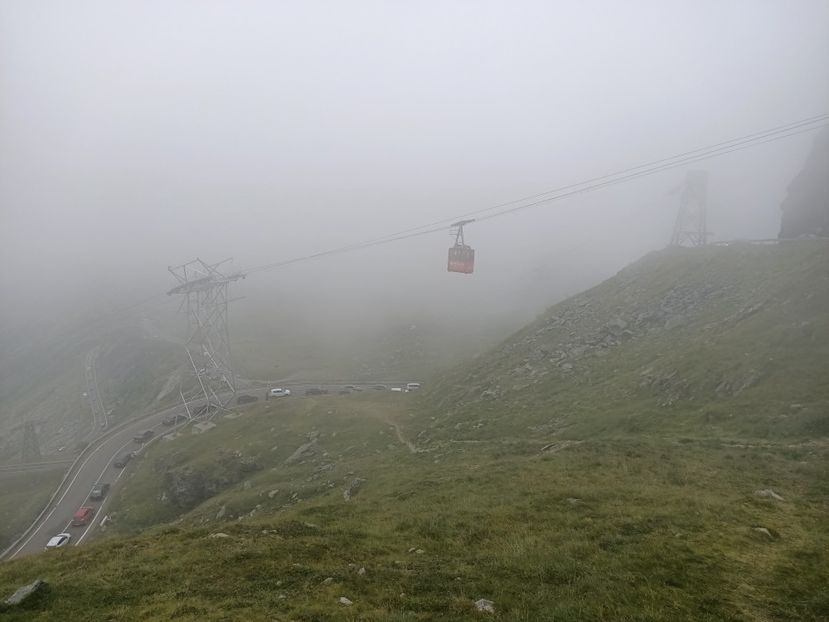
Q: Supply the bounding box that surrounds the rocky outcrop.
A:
[161,449,260,508]
[780,127,829,238]
[4,579,47,606]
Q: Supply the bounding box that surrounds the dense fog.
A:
[2,1,828,342]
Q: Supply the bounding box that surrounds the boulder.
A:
[5,579,47,606]
[754,489,784,501]
[343,477,366,501]
[285,439,317,465]
[474,598,495,614]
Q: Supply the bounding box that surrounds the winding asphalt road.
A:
[5,401,184,559]
[4,381,414,560]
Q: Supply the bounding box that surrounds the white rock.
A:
[357,567,366,576]
[754,489,784,501]
[338,596,353,606]
[209,532,230,539]
[474,598,495,614]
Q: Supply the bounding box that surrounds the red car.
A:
[71,506,95,527]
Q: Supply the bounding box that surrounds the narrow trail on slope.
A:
[386,419,420,454]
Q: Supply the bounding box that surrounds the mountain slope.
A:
[427,240,829,442]
[1,241,827,621]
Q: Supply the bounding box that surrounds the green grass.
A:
[0,469,64,551]
[1,242,827,620]
[426,241,829,442]
[1,395,826,621]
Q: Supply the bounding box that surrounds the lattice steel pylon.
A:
[670,170,711,247]
[168,259,245,417]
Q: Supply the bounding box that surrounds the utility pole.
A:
[167,258,245,417]
[670,170,711,247]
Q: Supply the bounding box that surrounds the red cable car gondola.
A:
[448,219,475,274]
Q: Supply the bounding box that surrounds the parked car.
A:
[304,387,329,396]
[406,382,422,391]
[133,429,154,443]
[390,387,404,392]
[89,482,111,501]
[71,506,95,527]
[267,388,291,399]
[162,413,188,426]
[114,451,134,468]
[45,533,71,550]
[372,385,387,391]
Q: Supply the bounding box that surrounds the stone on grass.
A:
[754,489,784,501]
[338,596,353,606]
[357,567,366,576]
[753,527,774,539]
[5,579,47,605]
[209,532,230,539]
[343,478,366,501]
[474,598,495,614]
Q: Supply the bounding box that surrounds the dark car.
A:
[133,429,154,443]
[113,451,134,468]
[372,384,387,391]
[162,413,188,426]
[304,388,329,396]
[89,482,110,501]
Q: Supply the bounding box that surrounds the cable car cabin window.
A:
[448,246,475,274]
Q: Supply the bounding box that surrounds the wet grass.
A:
[0,469,64,552]
[0,395,826,621]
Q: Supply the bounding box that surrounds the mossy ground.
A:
[0,394,826,621]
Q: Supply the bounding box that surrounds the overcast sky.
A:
[2,1,828,332]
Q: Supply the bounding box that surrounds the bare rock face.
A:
[780,127,829,238]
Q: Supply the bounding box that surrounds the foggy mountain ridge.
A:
[1,3,829,619]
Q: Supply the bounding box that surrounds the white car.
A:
[45,533,71,550]
[268,388,291,398]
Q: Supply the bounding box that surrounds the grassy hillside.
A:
[426,240,829,442]
[0,470,64,551]
[1,241,827,620]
